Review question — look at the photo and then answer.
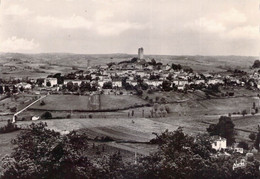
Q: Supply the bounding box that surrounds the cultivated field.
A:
[17,117,178,142]
[29,94,148,111]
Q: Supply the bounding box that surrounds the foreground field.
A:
[17,118,178,142]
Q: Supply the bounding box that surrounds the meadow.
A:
[29,94,148,111]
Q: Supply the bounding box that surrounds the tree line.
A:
[1,122,259,179]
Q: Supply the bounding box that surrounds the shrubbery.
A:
[41,111,52,119]
[1,124,260,179]
[0,120,20,134]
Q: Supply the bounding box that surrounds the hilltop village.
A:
[1,48,260,98]
[1,50,260,177]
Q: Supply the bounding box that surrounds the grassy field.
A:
[100,95,147,110]
[17,117,177,142]
[29,94,148,111]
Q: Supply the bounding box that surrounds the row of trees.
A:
[2,123,259,179]
[207,116,235,146]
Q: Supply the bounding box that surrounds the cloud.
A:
[188,17,226,33]
[187,8,250,36]
[0,36,39,52]
[218,8,247,25]
[36,15,92,29]
[226,25,260,40]
[4,5,31,16]
[95,10,114,21]
[96,21,146,36]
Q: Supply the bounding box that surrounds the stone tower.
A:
[138,47,144,60]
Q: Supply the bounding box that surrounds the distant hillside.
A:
[0,53,257,73]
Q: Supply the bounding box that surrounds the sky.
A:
[0,0,259,56]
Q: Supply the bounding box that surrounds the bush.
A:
[41,111,52,119]
[0,120,20,134]
[249,133,256,141]
[237,141,249,150]
[10,107,17,113]
[89,114,93,118]
[242,109,247,116]
[165,105,170,113]
[40,100,46,106]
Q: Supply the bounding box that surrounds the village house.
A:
[136,70,146,78]
[211,136,227,151]
[194,79,205,85]
[135,64,143,70]
[112,80,122,88]
[97,75,108,81]
[63,79,90,86]
[177,85,185,91]
[144,80,163,87]
[144,65,153,70]
[15,82,32,90]
[208,78,224,85]
[128,76,134,81]
[233,159,246,170]
[44,78,58,87]
[173,80,189,87]
[126,79,138,86]
[161,64,171,71]
[98,78,111,87]
[234,147,244,154]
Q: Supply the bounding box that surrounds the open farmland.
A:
[100,94,148,110]
[29,94,148,111]
[0,53,257,78]
[17,117,179,142]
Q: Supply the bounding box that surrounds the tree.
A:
[1,123,95,179]
[53,73,64,84]
[172,63,182,70]
[10,107,17,112]
[242,109,247,117]
[41,111,52,119]
[0,120,19,134]
[162,80,172,91]
[237,141,249,150]
[46,81,51,87]
[80,81,91,92]
[0,86,3,94]
[253,102,256,109]
[103,81,113,89]
[66,81,74,92]
[40,100,46,106]
[252,60,260,68]
[2,125,260,179]
[4,86,10,93]
[147,128,230,179]
[249,133,256,141]
[207,116,235,146]
[254,131,260,150]
[12,85,18,93]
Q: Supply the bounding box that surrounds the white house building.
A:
[44,78,58,87]
[211,136,227,151]
[112,80,122,88]
[233,159,246,170]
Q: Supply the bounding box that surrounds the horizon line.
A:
[0,52,258,58]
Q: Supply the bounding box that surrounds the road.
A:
[12,95,47,123]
